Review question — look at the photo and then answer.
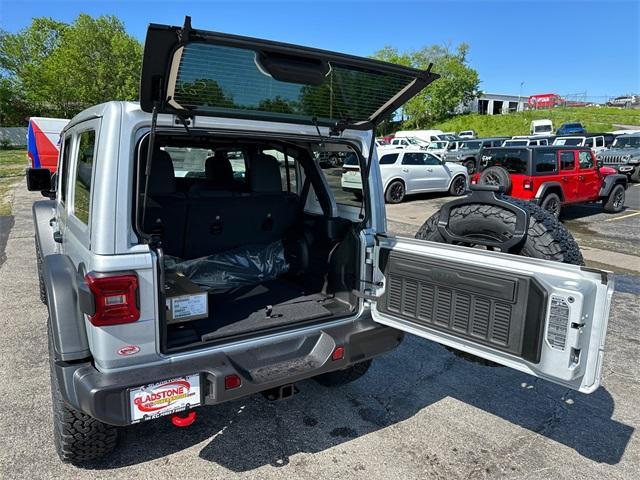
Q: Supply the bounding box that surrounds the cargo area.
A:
[134,133,363,352]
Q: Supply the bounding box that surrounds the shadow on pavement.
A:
[84,336,634,472]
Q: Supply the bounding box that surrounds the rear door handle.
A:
[578,175,585,181]
[402,168,409,172]
[561,176,568,181]
[426,168,433,172]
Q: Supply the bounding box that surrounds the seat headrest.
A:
[250,154,283,193]
[147,150,176,195]
[204,152,234,189]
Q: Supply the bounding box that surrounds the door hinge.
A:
[352,289,379,302]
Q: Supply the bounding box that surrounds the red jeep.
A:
[470,146,628,217]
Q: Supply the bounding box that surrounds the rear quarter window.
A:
[480,149,529,174]
[72,130,96,224]
[379,153,399,165]
[533,151,558,175]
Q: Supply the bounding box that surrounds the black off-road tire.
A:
[314,360,372,387]
[35,237,47,304]
[449,175,467,196]
[415,197,583,366]
[48,321,118,464]
[603,184,625,213]
[540,192,562,218]
[478,166,512,193]
[415,196,583,264]
[385,180,405,204]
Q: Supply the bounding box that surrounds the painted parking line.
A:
[605,211,640,221]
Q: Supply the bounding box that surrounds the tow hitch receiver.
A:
[262,384,298,401]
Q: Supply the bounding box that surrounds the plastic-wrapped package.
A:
[164,241,289,292]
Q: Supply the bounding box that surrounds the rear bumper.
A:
[54,318,403,426]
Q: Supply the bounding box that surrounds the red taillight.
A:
[332,346,345,361]
[225,374,242,390]
[85,273,140,326]
[523,179,533,190]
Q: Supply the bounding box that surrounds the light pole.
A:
[518,81,525,111]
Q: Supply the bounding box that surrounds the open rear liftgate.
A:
[369,187,614,394]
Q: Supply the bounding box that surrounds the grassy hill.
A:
[431,107,640,137]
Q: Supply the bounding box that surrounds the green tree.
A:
[0,14,142,122]
[372,44,480,128]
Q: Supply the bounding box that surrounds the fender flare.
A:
[383,176,406,193]
[599,174,628,197]
[44,254,91,361]
[447,173,469,190]
[534,182,564,202]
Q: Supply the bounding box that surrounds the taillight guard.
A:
[85,273,140,326]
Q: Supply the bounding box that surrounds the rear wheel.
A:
[385,180,405,204]
[48,321,118,463]
[540,192,562,218]
[463,159,476,174]
[415,197,583,365]
[603,184,625,213]
[314,360,372,387]
[449,175,467,196]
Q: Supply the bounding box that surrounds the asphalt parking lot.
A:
[1,181,639,479]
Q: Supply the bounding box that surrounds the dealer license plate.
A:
[129,374,201,423]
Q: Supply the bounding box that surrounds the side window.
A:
[72,130,96,224]
[59,135,72,203]
[584,138,594,148]
[579,151,594,169]
[560,152,575,170]
[379,153,399,165]
[534,151,558,174]
[317,149,361,208]
[596,137,604,148]
[424,154,441,166]
[402,153,426,165]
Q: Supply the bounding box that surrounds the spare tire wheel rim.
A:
[483,172,502,186]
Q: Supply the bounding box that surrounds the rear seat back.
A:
[142,150,187,257]
[183,153,299,260]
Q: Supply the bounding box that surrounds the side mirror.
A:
[26,168,55,198]
[596,159,603,169]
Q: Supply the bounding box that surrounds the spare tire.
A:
[479,166,512,193]
[415,196,583,264]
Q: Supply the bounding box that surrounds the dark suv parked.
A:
[443,137,509,173]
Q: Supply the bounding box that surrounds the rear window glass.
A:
[460,141,481,149]
[533,151,557,174]
[170,43,416,124]
[379,153,399,165]
[480,149,528,174]
[73,130,96,224]
[554,138,583,146]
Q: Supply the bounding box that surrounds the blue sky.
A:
[1,0,638,100]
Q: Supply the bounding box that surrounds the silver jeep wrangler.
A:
[27,19,614,463]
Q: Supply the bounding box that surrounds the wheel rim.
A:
[613,189,624,208]
[545,197,560,216]
[465,161,476,174]
[453,177,465,195]
[390,183,404,201]
[483,172,502,186]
